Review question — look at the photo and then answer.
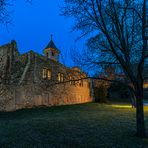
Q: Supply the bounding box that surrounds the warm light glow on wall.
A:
[143,83,148,88]
[144,106,148,111]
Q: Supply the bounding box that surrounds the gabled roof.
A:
[45,39,58,50]
[44,35,60,53]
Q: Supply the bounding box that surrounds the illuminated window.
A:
[47,70,51,80]
[58,73,61,82]
[61,74,64,82]
[43,68,47,79]
[43,68,52,80]
[58,73,64,82]
[79,80,83,87]
[69,76,77,85]
[69,76,72,85]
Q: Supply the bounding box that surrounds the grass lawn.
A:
[0,103,148,148]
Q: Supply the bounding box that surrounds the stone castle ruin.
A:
[0,38,93,111]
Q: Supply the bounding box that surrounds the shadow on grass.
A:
[0,103,148,147]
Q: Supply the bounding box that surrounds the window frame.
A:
[58,72,64,82]
[47,69,52,80]
[43,68,52,80]
[79,80,83,87]
[52,52,55,57]
[43,68,47,79]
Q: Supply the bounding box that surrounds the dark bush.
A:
[94,85,108,103]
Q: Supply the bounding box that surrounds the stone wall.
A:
[0,41,93,111]
[0,81,92,111]
[0,41,13,81]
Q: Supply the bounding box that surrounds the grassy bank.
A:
[0,103,148,147]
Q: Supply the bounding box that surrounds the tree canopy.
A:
[62,0,148,137]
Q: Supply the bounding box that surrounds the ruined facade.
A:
[0,39,93,111]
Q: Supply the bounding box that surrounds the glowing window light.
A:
[43,68,47,79]
[47,70,51,80]
[58,73,64,82]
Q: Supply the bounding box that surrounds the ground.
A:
[0,103,148,147]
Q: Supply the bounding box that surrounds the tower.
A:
[43,35,60,61]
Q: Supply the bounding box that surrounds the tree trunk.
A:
[135,87,146,137]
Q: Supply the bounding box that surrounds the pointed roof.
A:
[45,35,59,52]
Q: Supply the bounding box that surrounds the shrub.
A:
[94,85,108,103]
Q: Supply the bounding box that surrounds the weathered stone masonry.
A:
[0,39,93,111]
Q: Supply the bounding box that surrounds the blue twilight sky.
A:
[0,0,87,67]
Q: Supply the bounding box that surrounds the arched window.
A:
[52,52,55,57]
[43,68,47,79]
[47,70,51,80]
[43,68,52,80]
[46,52,49,58]
[58,73,64,82]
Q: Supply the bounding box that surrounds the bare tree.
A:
[62,0,148,137]
[0,0,11,24]
[0,0,32,25]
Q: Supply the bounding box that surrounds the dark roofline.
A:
[44,37,60,52]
